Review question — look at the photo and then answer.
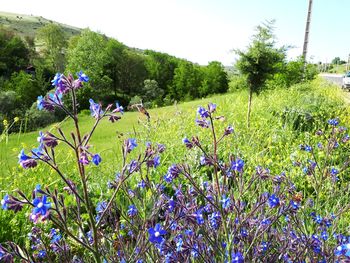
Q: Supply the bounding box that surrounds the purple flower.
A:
[127,205,138,217]
[92,154,102,166]
[148,224,166,244]
[224,126,234,136]
[114,102,124,114]
[231,158,244,173]
[79,152,89,165]
[195,118,210,128]
[1,194,9,210]
[268,194,280,208]
[18,149,37,169]
[125,138,137,153]
[183,138,193,149]
[89,99,103,119]
[208,103,216,113]
[128,160,139,173]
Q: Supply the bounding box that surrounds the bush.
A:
[228,74,248,92]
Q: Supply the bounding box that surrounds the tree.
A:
[66,29,110,109]
[200,61,228,96]
[235,21,286,127]
[37,24,67,72]
[0,27,30,79]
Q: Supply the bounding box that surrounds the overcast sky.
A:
[1,0,349,66]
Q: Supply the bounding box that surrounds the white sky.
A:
[1,0,349,66]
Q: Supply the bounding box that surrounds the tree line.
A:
[0,24,229,132]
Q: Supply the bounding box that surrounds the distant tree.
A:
[4,71,44,110]
[104,39,127,97]
[142,79,164,106]
[0,27,30,78]
[66,29,110,108]
[235,21,286,127]
[117,49,148,96]
[200,61,228,96]
[172,61,203,100]
[144,50,179,95]
[37,24,67,72]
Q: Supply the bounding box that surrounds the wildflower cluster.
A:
[2,72,350,262]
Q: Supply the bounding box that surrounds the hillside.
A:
[0,11,81,39]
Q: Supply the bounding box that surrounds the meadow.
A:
[1,77,350,261]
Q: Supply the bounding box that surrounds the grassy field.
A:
[0,11,81,39]
[1,78,350,244]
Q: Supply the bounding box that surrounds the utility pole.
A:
[302,0,313,63]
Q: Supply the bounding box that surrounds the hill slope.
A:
[0,11,81,39]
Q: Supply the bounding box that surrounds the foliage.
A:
[1,73,350,262]
[0,27,30,79]
[37,24,68,72]
[228,74,248,92]
[235,21,286,126]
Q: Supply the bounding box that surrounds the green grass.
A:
[1,78,349,244]
[0,78,347,191]
[0,11,81,39]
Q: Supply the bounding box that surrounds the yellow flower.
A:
[14,117,19,123]
[3,119,8,127]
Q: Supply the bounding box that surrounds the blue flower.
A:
[176,236,183,252]
[305,145,312,152]
[148,224,166,244]
[37,95,44,110]
[89,99,103,119]
[195,209,204,225]
[1,194,9,210]
[330,168,339,176]
[32,195,51,216]
[336,243,350,257]
[96,201,107,213]
[231,158,244,173]
[268,194,280,208]
[328,118,339,126]
[92,154,102,166]
[197,106,209,118]
[231,251,244,263]
[127,205,138,217]
[209,211,221,229]
[167,198,176,212]
[220,195,231,209]
[321,231,328,241]
[137,180,146,189]
[51,73,62,86]
[38,250,47,259]
[125,138,137,153]
[153,155,161,168]
[77,71,89,82]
